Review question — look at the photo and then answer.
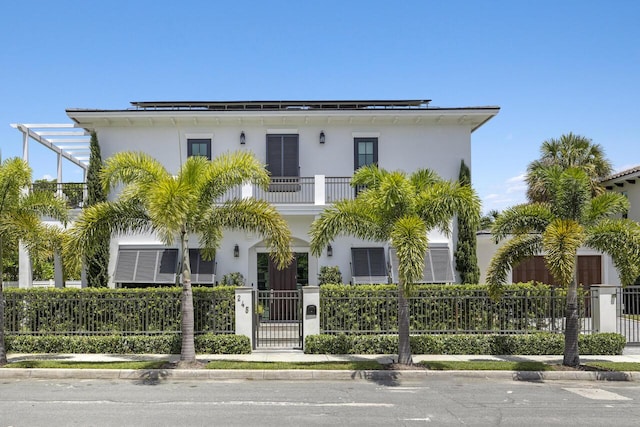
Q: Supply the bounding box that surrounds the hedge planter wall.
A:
[320,283,589,335]
[304,333,626,356]
[3,287,236,335]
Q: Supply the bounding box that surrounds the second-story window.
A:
[266,134,299,177]
[354,137,378,171]
[187,138,211,160]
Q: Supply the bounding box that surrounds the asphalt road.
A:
[2,377,640,426]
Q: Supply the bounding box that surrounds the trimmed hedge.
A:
[5,334,251,354]
[304,333,626,356]
[3,286,236,335]
[319,283,585,334]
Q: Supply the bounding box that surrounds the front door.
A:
[269,257,297,291]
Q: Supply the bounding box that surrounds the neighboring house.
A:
[13,100,499,289]
[477,165,640,287]
[600,165,640,223]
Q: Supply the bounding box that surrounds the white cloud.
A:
[480,172,527,214]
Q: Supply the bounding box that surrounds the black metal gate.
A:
[617,286,640,344]
[253,289,303,349]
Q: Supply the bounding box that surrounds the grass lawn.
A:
[6,361,167,369]
[419,361,553,371]
[204,360,384,370]
[5,360,640,372]
[583,362,640,371]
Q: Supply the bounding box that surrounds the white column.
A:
[18,242,32,288]
[302,286,320,349]
[314,175,325,205]
[57,153,64,198]
[235,287,254,348]
[22,131,29,163]
[54,252,64,288]
[591,284,618,333]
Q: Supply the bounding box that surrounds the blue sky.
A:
[1,0,638,213]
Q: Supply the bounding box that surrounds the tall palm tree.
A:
[526,133,612,203]
[65,151,292,365]
[310,165,480,365]
[487,167,640,367]
[0,158,68,365]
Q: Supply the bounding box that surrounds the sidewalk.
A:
[3,350,640,382]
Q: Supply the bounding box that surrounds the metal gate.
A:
[253,289,303,349]
[617,286,640,344]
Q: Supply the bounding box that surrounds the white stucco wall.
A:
[93,122,470,182]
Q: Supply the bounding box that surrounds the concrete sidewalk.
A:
[2,350,640,382]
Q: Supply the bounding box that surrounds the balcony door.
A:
[267,134,299,178]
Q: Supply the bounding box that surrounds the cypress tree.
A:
[454,160,480,284]
[85,132,110,287]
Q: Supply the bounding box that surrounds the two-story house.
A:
[14,100,499,289]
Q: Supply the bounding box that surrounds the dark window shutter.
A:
[368,248,387,276]
[266,135,283,176]
[188,249,216,284]
[351,248,370,276]
[352,247,386,276]
[267,134,299,177]
[114,248,178,284]
[114,250,137,282]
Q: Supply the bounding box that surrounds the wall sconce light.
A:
[327,244,333,257]
[319,130,325,144]
[233,244,239,258]
[240,131,246,145]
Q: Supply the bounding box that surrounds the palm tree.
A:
[526,133,612,203]
[487,167,640,367]
[310,165,480,365]
[65,151,292,365]
[0,158,68,365]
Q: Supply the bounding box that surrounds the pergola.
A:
[9,123,90,289]
[10,123,90,185]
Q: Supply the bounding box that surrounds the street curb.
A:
[1,369,638,382]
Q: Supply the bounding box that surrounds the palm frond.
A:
[390,215,428,293]
[542,219,584,286]
[416,181,480,233]
[351,164,385,189]
[585,219,640,285]
[486,234,543,299]
[64,200,153,265]
[202,151,271,200]
[309,199,384,256]
[553,168,591,220]
[205,198,292,269]
[491,203,552,242]
[17,190,69,225]
[584,192,630,224]
[410,169,441,191]
[101,151,169,194]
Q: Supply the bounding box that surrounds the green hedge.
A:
[304,333,626,356]
[320,283,587,334]
[3,287,236,335]
[5,334,251,354]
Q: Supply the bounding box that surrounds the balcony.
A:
[245,176,353,205]
[31,182,87,209]
[34,176,354,211]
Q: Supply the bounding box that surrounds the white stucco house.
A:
[13,99,500,290]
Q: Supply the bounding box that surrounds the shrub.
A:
[304,333,626,356]
[318,266,342,285]
[221,272,245,286]
[5,333,251,354]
